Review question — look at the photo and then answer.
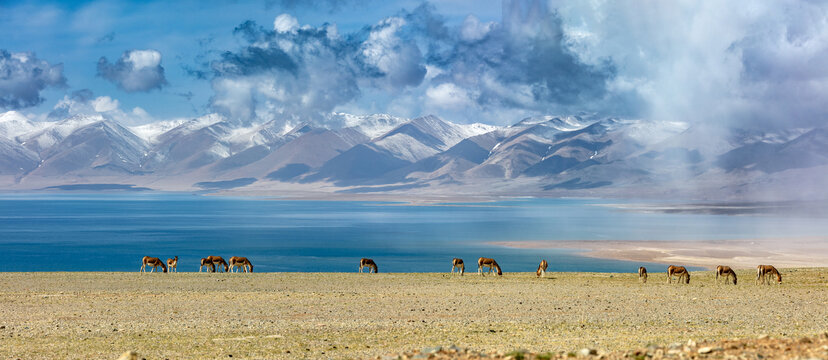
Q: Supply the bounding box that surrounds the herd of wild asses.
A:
[140,255,253,273]
[140,255,784,284]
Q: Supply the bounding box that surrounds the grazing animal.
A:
[638,266,648,283]
[451,258,465,276]
[756,265,782,284]
[716,265,737,285]
[359,258,378,273]
[140,256,167,273]
[208,256,229,272]
[166,256,178,273]
[537,259,548,278]
[477,257,502,276]
[199,258,215,272]
[667,265,690,284]
[229,256,253,273]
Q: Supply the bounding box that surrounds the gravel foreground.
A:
[376,333,828,359]
[0,269,826,359]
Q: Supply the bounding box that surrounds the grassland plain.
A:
[0,269,826,359]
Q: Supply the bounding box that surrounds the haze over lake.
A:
[2,193,827,272]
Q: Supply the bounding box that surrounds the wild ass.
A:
[359,258,378,273]
[667,265,690,284]
[477,257,502,276]
[451,258,465,276]
[140,256,167,273]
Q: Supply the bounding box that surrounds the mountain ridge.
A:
[1,111,827,201]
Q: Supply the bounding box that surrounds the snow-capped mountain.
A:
[18,115,103,154]
[329,113,408,139]
[2,109,828,200]
[0,111,48,140]
[130,118,189,144]
[371,115,496,162]
[29,119,148,176]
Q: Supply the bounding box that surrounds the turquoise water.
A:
[0,193,825,272]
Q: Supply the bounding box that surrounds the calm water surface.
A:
[1,193,825,272]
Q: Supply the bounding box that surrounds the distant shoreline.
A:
[489,238,828,270]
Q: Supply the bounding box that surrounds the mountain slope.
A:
[27,119,149,176]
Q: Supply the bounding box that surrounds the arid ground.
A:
[1,269,826,359]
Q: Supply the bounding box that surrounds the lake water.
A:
[1,193,826,272]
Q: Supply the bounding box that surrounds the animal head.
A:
[684,272,690,284]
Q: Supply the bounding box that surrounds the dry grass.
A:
[0,269,826,359]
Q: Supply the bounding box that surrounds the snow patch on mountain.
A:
[512,115,588,131]
[456,122,499,138]
[0,111,48,140]
[130,118,188,144]
[20,114,103,153]
[332,113,409,139]
[165,113,226,138]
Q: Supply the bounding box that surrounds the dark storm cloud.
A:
[0,49,67,110]
[97,49,168,93]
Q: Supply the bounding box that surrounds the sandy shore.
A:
[1,271,827,359]
[489,238,828,269]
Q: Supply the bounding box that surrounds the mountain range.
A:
[2,110,827,201]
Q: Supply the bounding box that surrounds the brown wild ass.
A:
[208,256,229,272]
[756,265,782,284]
[140,256,167,273]
[716,265,737,285]
[477,257,502,276]
[537,259,548,278]
[638,266,648,283]
[166,256,178,272]
[359,258,378,273]
[667,265,690,284]
[199,258,215,272]
[451,258,465,275]
[229,256,253,273]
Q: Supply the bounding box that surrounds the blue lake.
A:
[1,193,826,272]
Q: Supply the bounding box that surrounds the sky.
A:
[1,0,827,130]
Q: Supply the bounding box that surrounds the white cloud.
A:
[273,14,299,33]
[91,96,119,112]
[460,15,495,42]
[126,50,162,70]
[48,91,157,126]
[425,83,473,109]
